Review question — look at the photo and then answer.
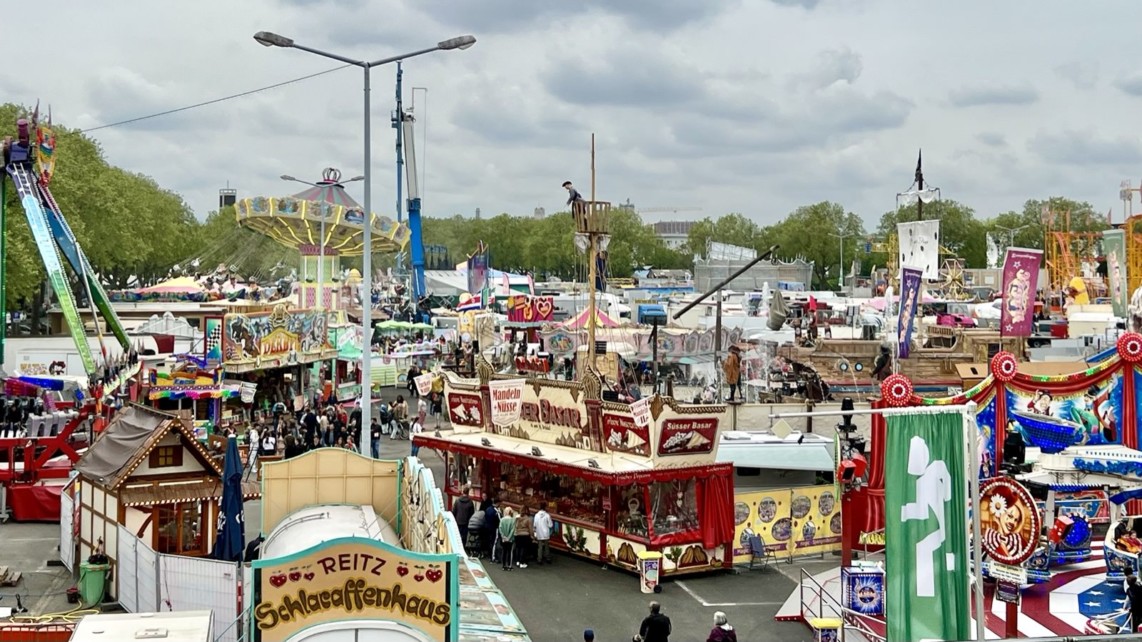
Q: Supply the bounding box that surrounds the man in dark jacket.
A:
[452,487,476,547]
[638,601,671,642]
[482,498,501,560]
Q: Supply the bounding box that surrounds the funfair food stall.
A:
[414,356,736,576]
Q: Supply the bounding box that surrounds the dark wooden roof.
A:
[75,404,222,489]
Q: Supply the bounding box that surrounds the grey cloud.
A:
[1114,73,1142,97]
[1054,61,1098,90]
[976,132,1006,147]
[1028,130,1142,165]
[948,84,1039,107]
[84,67,211,133]
[770,0,823,8]
[541,47,704,108]
[408,0,739,33]
[796,48,862,89]
[663,88,911,156]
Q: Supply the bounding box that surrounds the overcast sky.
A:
[4,1,1141,228]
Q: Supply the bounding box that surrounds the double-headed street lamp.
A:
[254,31,476,458]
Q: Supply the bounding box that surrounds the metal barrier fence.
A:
[114,524,240,642]
[59,492,75,572]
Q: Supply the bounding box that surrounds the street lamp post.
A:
[831,231,852,293]
[993,224,1028,249]
[281,172,364,305]
[255,31,476,457]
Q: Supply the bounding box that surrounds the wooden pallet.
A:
[0,566,21,586]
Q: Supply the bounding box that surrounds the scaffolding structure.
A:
[1041,206,1102,291]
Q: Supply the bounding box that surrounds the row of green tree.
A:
[423,197,1109,289]
[0,102,1114,312]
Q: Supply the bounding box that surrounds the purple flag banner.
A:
[897,266,922,359]
[1001,248,1042,337]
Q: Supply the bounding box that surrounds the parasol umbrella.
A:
[211,436,246,562]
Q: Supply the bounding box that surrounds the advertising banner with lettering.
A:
[1000,248,1043,337]
[897,266,922,359]
[657,418,717,456]
[630,397,650,429]
[253,537,460,642]
[602,412,651,456]
[414,374,434,397]
[488,379,525,427]
[1105,229,1129,318]
[885,410,970,642]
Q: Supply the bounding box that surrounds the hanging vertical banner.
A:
[1000,248,1043,337]
[488,378,525,427]
[885,410,971,642]
[897,220,941,280]
[897,266,922,359]
[467,242,488,296]
[1105,229,1129,318]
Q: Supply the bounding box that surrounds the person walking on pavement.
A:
[533,504,554,564]
[1129,574,1142,632]
[498,507,517,571]
[706,611,737,642]
[635,601,671,642]
[514,506,532,568]
[452,486,476,548]
[722,345,742,402]
[482,498,501,560]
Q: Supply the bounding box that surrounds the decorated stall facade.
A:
[415,356,736,576]
[222,304,338,374]
[846,335,1142,563]
[256,450,531,641]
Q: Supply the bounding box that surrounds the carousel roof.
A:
[562,307,621,329]
[235,195,409,255]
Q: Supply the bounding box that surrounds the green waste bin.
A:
[79,562,109,606]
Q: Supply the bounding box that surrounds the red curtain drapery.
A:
[697,471,735,549]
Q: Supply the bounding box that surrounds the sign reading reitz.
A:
[253,537,459,642]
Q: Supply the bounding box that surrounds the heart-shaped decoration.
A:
[270,574,288,588]
[304,572,315,581]
[413,574,425,582]
[426,569,443,583]
[397,565,409,577]
[534,297,553,320]
[289,571,301,582]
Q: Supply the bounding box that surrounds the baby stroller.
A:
[378,403,394,436]
[467,512,486,558]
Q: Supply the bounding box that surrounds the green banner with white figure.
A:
[885,411,971,642]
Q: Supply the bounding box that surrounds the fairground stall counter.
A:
[414,355,736,576]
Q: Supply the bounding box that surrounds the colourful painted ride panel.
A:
[6,164,95,375]
[36,181,130,350]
